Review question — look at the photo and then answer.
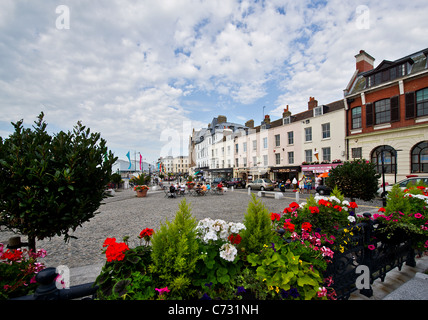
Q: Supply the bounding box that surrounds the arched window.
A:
[411,141,428,173]
[371,145,396,174]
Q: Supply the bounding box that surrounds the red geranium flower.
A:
[284,222,295,232]
[309,206,319,214]
[349,202,358,209]
[289,202,299,209]
[103,237,130,262]
[139,228,154,239]
[378,207,386,213]
[334,205,342,212]
[228,234,242,245]
[301,222,312,232]
[270,212,281,221]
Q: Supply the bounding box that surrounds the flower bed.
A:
[0,244,46,299]
[92,186,427,300]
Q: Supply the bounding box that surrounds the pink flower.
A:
[368,244,376,251]
[317,287,327,297]
[321,246,334,258]
[155,287,170,295]
[414,213,423,219]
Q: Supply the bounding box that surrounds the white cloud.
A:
[1,0,428,161]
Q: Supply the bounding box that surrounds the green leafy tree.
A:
[0,113,117,250]
[325,159,380,201]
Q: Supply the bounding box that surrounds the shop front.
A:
[300,163,342,187]
[206,168,233,181]
[271,166,301,183]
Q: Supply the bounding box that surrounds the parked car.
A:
[226,178,246,188]
[316,185,332,195]
[377,175,428,197]
[212,177,227,187]
[247,178,274,191]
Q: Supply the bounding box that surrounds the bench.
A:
[257,190,284,199]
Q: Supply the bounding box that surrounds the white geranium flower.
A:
[348,216,356,223]
[219,243,238,262]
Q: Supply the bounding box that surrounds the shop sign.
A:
[301,163,342,173]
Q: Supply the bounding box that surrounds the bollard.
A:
[248,186,251,195]
[295,191,299,202]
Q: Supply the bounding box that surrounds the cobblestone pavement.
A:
[0,187,383,270]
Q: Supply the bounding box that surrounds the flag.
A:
[139,154,142,171]
[126,151,131,170]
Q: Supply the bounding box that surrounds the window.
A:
[416,88,428,117]
[313,106,323,117]
[252,140,257,151]
[370,145,396,174]
[235,158,239,167]
[305,127,312,142]
[352,107,362,129]
[411,141,428,173]
[235,144,239,153]
[263,155,268,166]
[253,156,257,166]
[352,147,362,159]
[305,150,312,163]
[288,151,294,164]
[283,117,291,125]
[288,131,294,145]
[243,142,247,152]
[243,157,247,167]
[374,99,391,124]
[275,134,280,147]
[322,147,331,162]
[275,153,281,165]
[322,123,330,139]
[263,137,268,149]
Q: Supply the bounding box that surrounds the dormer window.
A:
[313,106,323,117]
[283,116,291,125]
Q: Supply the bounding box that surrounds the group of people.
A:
[278,176,320,194]
[167,181,224,198]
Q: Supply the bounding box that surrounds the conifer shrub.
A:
[149,199,201,299]
[241,194,275,254]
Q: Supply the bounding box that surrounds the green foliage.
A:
[385,184,411,214]
[326,159,380,201]
[240,194,275,254]
[95,245,155,300]
[247,234,327,300]
[0,113,117,249]
[131,173,150,186]
[149,199,201,299]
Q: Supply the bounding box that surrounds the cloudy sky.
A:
[1,0,427,164]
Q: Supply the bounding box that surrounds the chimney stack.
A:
[308,97,318,110]
[355,50,375,73]
[282,105,291,118]
[245,119,254,128]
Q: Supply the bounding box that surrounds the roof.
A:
[346,48,428,96]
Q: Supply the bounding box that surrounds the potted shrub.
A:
[186,175,195,189]
[134,185,149,197]
[132,174,150,197]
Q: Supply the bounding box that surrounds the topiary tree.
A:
[325,159,380,202]
[0,112,117,250]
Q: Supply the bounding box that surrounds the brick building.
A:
[344,48,428,184]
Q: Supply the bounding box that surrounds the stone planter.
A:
[136,189,148,197]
